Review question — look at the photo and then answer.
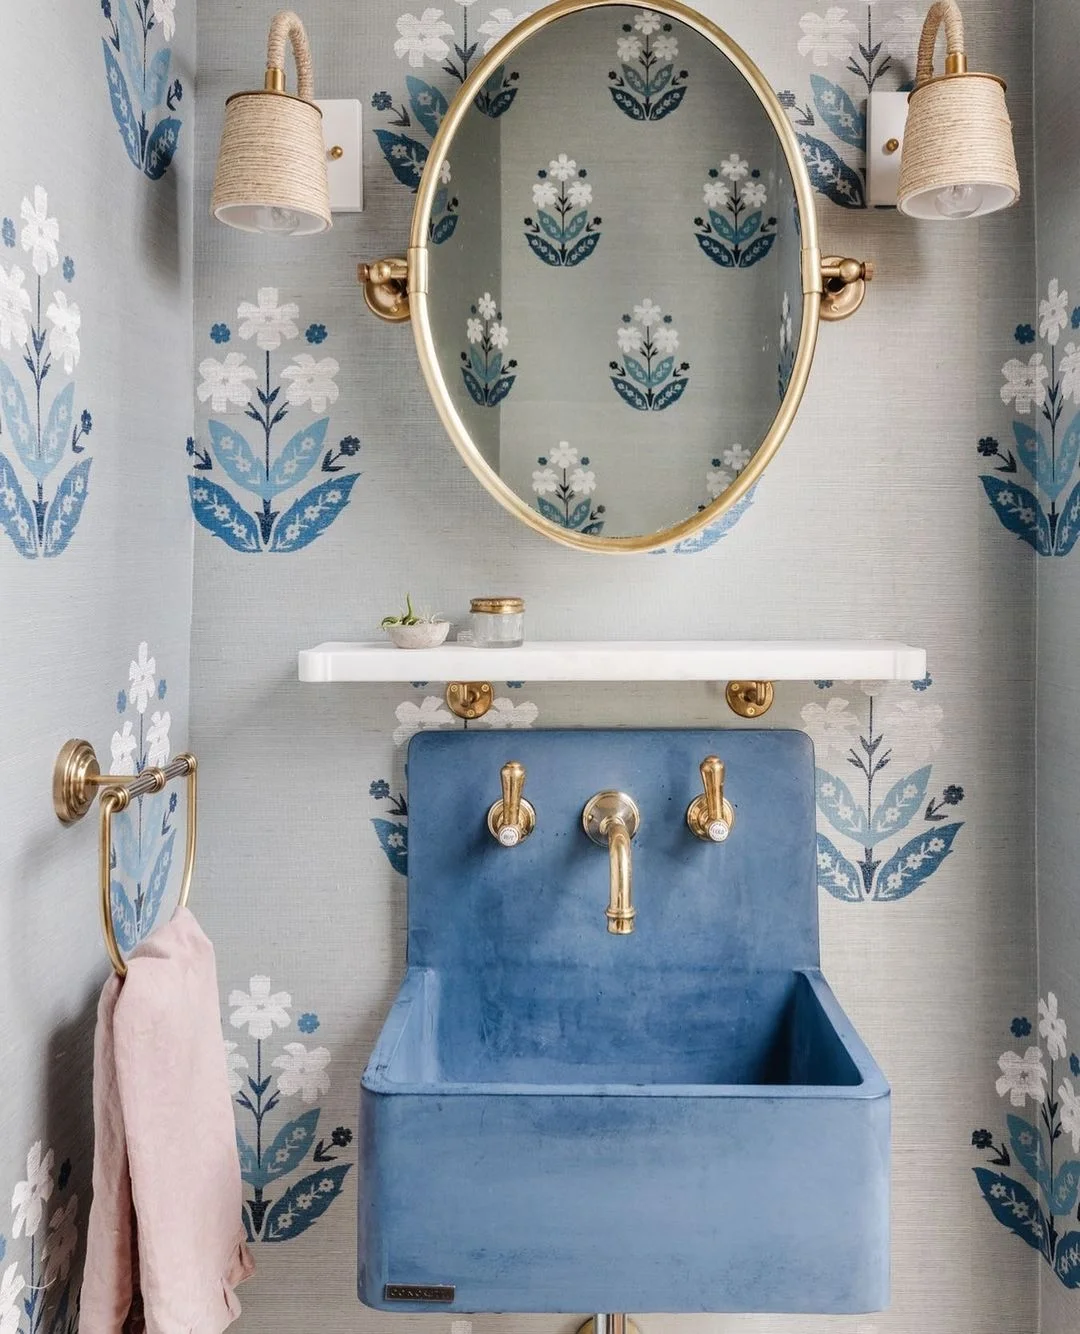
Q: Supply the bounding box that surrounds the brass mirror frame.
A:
[404,0,825,553]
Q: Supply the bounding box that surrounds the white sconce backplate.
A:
[319,98,363,212]
[867,91,909,208]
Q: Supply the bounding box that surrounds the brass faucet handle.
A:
[487,760,536,847]
[687,755,736,843]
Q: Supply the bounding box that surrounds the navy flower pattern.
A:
[100,0,183,179]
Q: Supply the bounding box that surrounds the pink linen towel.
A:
[82,907,254,1334]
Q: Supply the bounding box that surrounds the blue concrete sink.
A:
[359,730,889,1315]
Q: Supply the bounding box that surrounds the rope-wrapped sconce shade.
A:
[211,10,331,235]
[897,0,1018,219]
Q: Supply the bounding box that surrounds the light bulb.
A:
[250,205,304,234]
[934,184,985,219]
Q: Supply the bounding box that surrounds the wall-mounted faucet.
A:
[487,760,536,846]
[583,791,641,935]
[686,756,735,843]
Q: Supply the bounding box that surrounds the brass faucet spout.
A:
[583,791,641,936]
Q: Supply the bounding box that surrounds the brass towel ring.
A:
[53,740,198,977]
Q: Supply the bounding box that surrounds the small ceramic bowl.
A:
[385,621,451,650]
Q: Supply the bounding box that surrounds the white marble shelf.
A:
[298,640,927,684]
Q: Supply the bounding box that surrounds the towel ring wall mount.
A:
[52,739,198,977]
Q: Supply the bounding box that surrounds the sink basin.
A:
[359,729,889,1314]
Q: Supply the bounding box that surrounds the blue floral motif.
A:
[304,323,327,345]
[188,287,361,552]
[0,186,94,560]
[695,160,776,269]
[99,0,183,180]
[108,642,179,954]
[3,1142,81,1334]
[804,681,965,901]
[228,974,352,1243]
[210,322,230,344]
[524,158,601,267]
[460,293,518,407]
[972,997,1080,1286]
[62,256,74,281]
[610,302,689,412]
[1,217,14,246]
[531,443,605,535]
[979,281,1080,556]
[607,12,688,121]
[370,779,408,876]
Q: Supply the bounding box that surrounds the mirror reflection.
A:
[423,3,805,544]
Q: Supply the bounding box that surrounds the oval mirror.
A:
[366,0,868,551]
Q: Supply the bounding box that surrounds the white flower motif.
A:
[11,1143,54,1239]
[229,975,292,1040]
[0,264,31,351]
[1060,1078,1080,1153]
[703,178,729,209]
[478,698,539,729]
[1000,353,1048,414]
[478,7,530,52]
[723,443,751,472]
[719,153,749,181]
[532,180,558,209]
[146,710,171,767]
[272,1042,332,1102]
[995,1047,1048,1107]
[633,298,662,327]
[549,440,578,468]
[653,34,678,60]
[197,352,257,412]
[633,9,663,33]
[797,7,858,67]
[616,324,644,354]
[742,180,768,209]
[20,187,59,277]
[566,179,593,209]
[652,323,679,355]
[466,316,484,344]
[547,154,578,182]
[394,8,454,65]
[488,322,509,350]
[569,467,596,495]
[46,290,80,374]
[877,694,943,768]
[882,6,920,60]
[280,355,340,412]
[477,292,497,319]
[1061,342,1080,405]
[616,34,643,61]
[393,695,455,747]
[223,1040,249,1096]
[0,1265,25,1334]
[439,159,452,185]
[42,1195,79,1284]
[1038,992,1068,1060]
[110,720,137,775]
[236,287,299,350]
[706,467,732,498]
[800,696,861,760]
[1040,278,1069,347]
[128,642,156,714]
[531,467,558,495]
[151,0,176,40]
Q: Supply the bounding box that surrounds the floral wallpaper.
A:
[0,1145,80,1334]
[0,187,93,560]
[99,0,184,179]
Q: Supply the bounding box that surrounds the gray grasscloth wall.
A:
[189,3,1047,1333]
[0,0,194,1321]
[1034,0,1080,1327]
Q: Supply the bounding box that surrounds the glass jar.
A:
[470,597,525,647]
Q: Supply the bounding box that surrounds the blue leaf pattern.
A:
[37,383,76,483]
[666,489,755,553]
[875,823,962,901]
[797,133,865,208]
[269,474,360,552]
[809,75,865,149]
[261,1164,351,1242]
[0,362,35,469]
[208,421,266,497]
[973,1169,1048,1256]
[374,130,428,190]
[110,879,138,955]
[261,1109,322,1185]
[267,418,328,494]
[1058,479,1080,555]
[870,766,931,840]
[1006,1114,1050,1190]
[980,476,1052,554]
[140,831,176,935]
[816,768,869,842]
[373,819,408,875]
[100,0,183,178]
[816,832,863,902]
[1055,1232,1080,1287]
[1050,1161,1080,1216]
[188,476,262,552]
[406,76,447,139]
[144,117,182,181]
[0,452,37,557]
[43,458,92,557]
[102,40,142,167]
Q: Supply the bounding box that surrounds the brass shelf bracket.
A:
[820,255,874,321]
[725,680,775,718]
[357,256,410,323]
[445,681,493,720]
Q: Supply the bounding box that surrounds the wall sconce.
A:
[868,0,1018,218]
[211,10,332,235]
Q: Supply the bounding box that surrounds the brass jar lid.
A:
[470,597,525,614]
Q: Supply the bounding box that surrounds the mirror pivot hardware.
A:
[358,256,410,322]
[725,680,775,718]
[820,256,874,321]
